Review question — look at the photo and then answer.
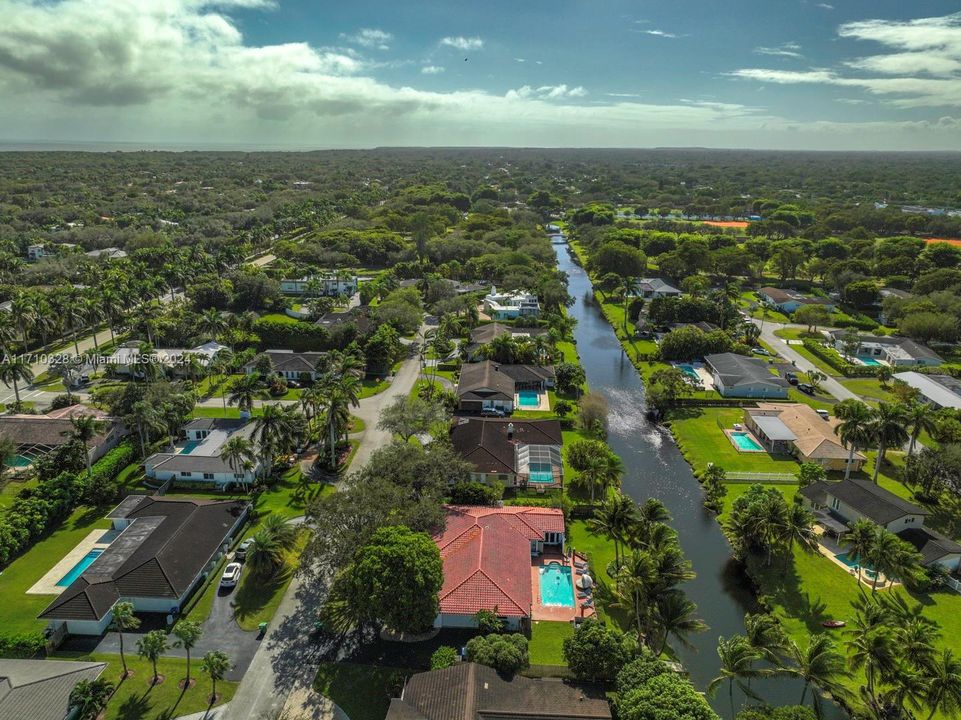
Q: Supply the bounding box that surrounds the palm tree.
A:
[318,373,360,467]
[125,400,165,457]
[923,649,961,720]
[172,619,203,687]
[846,625,897,715]
[876,364,893,388]
[9,292,35,346]
[780,501,818,554]
[228,372,267,415]
[83,296,104,353]
[68,678,114,720]
[110,601,141,679]
[252,403,293,478]
[869,402,909,484]
[62,415,108,479]
[836,400,874,481]
[870,527,923,593]
[220,435,256,490]
[744,613,788,664]
[247,528,285,577]
[199,650,232,704]
[0,355,34,408]
[786,633,850,716]
[708,635,767,716]
[587,492,639,564]
[197,308,227,342]
[905,402,937,456]
[573,450,623,504]
[100,287,124,344]
[653,590,707,655]
[208,350,234,412]
[842,518,876,590]
[262,513,298,551]
[137,629,169,685]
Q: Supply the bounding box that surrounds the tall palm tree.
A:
[83,296,104,353]
[708,635,767,716]
[110,601,141,679]
[869,527,923,593]
[125,400,165,457]
[220,436,256,490]
[653,590,707,655]
[923,649,961,720]
[252,404,292,480]
[573,450,623,504]
[62,414,108,479]
[836,400,874,481]
[869,402,909,484]
[100,287,124,344]
[228,372,267,415]
[842,518,876,590]
[0,355,34,408]
[136,629,169,685]
[780,501,818,554]
[9,292,35,347]
[172,619,203,687]
[318,373,361,467]
[207,349,234,412]
[587,492,639,564]
[846,626,897,715]
[904,402,937,456]
[786,633,850,717]
[197,308,228,342]
[744,613,788,664]
[199,651,232,704]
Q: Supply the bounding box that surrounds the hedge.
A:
[253,318,332,352]
[89,442,136,486]
[0,632,46,658]
[801,338,876,377]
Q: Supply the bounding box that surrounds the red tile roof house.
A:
[432,505,565,632]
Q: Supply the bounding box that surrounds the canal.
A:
[552,238,845,718]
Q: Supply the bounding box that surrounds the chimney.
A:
[507,422,514,440]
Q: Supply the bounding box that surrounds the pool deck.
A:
[723,428,766,453]
[27,529,113,595]
[814,531,895,590]
[514,391,551,412]
[530,550,596,622]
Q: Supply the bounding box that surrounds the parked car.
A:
[797,383,814,395]
[235,538,255,561]
[752,347,770,356]
[480,408,507,417]
[784,372,799,385]
[221,562,242,588]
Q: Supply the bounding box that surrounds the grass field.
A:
[529,620,573,666]
[313,662,408,720]
[51,652,236,720]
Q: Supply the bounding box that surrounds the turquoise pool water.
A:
[57,549,104,587]
[676,364,699,380]
[835,552,879,579]
[858,357,881,366]
[731,432,764,451]
[517,390,540,407]
[4,454,33,468]
[528,462,555,483]
[539,563,575,607]
[179,440,203,454]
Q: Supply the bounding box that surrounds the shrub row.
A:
[801,338,876,377]
[253,318,333,352]
[90,442,136,487]
[0,632,46,659]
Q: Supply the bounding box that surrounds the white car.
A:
[235,538,255,562]
[220,562,242,588]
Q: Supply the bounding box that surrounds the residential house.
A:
[316,306,371,336]
[758,287,835,314]
[85,247,128,260]
[40,496,248,635]
[280,273,357,296]
[704,353,790,399]
[243,349,325,382]
[827,330,942,367]
[456,361,556,413]
[483,287,540,321]
[893,371,961,410]
[0,406,123,467]
[431,505,566,630]
[450,418,564,488]
[105,340,229,377]
[633,277,682,299]
[386,663,611,720]
[745,403,867,471]
[27,244,46,262]
[0,659,107,720]
[144,418,262,488]
[465,322,547,361]
[800,478,960,572]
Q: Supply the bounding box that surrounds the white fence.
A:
[724,471,799,484]
[945,576,961,595]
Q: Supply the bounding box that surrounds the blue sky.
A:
[1,0,960,149]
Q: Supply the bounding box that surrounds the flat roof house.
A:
[280,273,357,296]
[243,349,326,381]
[828,330,942,367]
[40,496,248,636]
[483,287,540,321]
[633,277,682,299]
[450,418,563,488]
[893,371,961,410]
[801,478,960,573]
[758,287,835,314]
[745,403,867,472]
[432,505,566,631]
[705,353,790,399]
[145,418,262,489]
[386,663,611,720]
[0,659,107,720]
[456,361,555,413]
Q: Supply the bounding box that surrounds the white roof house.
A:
[633,278,682,299]
[280,273,358,296]
[144,418,263,488]
[893,371,961,410]
[483,287,540,321]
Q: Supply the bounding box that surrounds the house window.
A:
[234,473,245,480]
[831,497,840,511]
[203,473,214,480]
[904,517,915,524]
[181,471,192,477]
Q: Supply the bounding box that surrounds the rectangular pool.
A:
[178,440,203,454]
[4,454,33,468]
[857,357,881,366]
[517,390,541,407]
[57,549,104,587]
[731,432,764,452]
[539,563,575,607]
[528,462,555,484]
[676,364,700,380]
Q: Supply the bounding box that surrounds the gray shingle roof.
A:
[800,478,927,526]
[386,663,611,720]
[457,362,515,400]
[0,659,106,720]
[705,353,790,390]
[450,418,562,475]
[898,528,961,564]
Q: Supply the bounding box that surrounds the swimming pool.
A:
[178,440,203,454]
[539,563,575,607]
[517,390,541,407]
[4,454,33,468]
[858,357,881,366]
[528,462,555,483]
[835,552,878,579]
[675,364,699,380]
[57,549,104,587]
[731,432,764,452]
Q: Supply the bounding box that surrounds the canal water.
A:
[552,238,845,718]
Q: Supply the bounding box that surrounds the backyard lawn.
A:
[838,377,897,405]
[313,662,409,720]
[51,652,236,720]
[529,620,573,666]
[0,505,111,634]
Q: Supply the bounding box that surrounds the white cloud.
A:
[439,36,484,51]
[421,65,444,75]
[754,43,803,58]
[340,28,392,51]
[508,85,587,100]
[641,29,681,39]
[514,58,526,63]
[816,3,834,10]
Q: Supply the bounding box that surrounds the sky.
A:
[2,0,961,150]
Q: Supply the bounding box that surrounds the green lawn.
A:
[358,376,391,399]
[232,531,307,630]
[51,653,236,720]
[839,378,897,405]
[529,620,573,666]
[738,292,790,322]
[667,407,801,477]
[313,662,408,720]
[0,505,111,634]
[0,476,37,510]
[568,519,624,627]
[258,312,299,324]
